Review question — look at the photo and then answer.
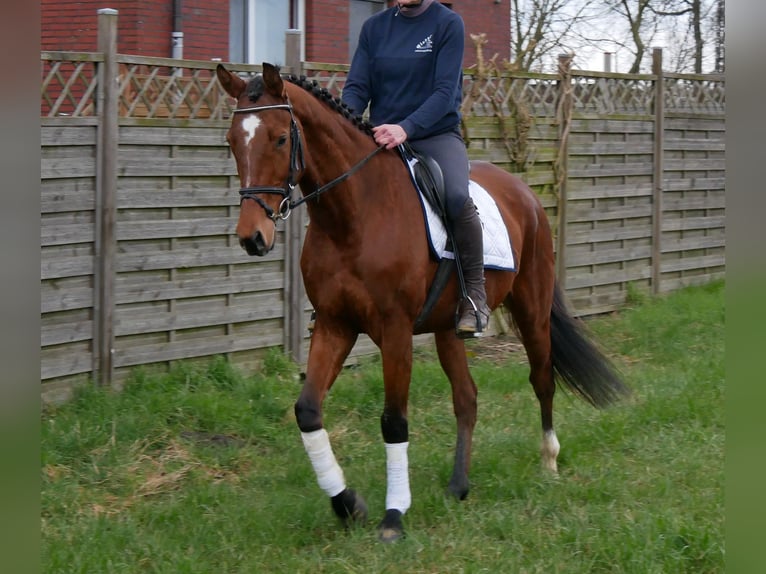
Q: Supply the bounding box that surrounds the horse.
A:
[215,62,629,542]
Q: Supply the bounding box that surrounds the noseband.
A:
[232,100,384,223]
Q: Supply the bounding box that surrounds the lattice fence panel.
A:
[665,76,725,114]
[571,74,655,115]
[117,62,232,120]
[302,64,350,99]
[461,73,559,117]
[41,53,101,117]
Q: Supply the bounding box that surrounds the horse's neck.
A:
[299,104,376,183]
[295,100,388,230]
[291,96,427,265]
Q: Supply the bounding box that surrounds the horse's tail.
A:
[550,281,630,408]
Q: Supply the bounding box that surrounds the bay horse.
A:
[216,63,628,542]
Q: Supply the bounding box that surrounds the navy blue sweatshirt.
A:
[341,2,465,141]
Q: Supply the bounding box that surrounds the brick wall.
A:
[304,1,510,67]
[305,0,350,63]
[41,0,103,52]
[41,1,509,67]
[41,0,228,60]
[176,0,229,61]
[126,0,173,56]
[459,0,511,65]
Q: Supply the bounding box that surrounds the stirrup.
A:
[455,296,489,339]
[307,310,316,334]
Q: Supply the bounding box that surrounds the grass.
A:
[41,280,724,573]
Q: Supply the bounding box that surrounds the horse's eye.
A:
[277,134,288,147]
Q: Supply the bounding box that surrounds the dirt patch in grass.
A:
[466,333,526,365]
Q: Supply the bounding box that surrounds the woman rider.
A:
[341,0,490,338]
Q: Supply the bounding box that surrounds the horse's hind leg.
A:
[507,276,560,473]
[434,330,477,499]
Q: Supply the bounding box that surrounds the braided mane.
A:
[243,70,375,138]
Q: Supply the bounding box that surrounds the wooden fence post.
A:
[555,53,573,288]
[652,48,665,295]
[94,9,118,386]
[284,29,306,365]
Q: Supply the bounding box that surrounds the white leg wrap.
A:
[385,442,411,514]
[301,429,346,497]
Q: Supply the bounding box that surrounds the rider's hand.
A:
[372,124,408,149]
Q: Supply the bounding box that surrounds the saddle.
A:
[399,143,448,222]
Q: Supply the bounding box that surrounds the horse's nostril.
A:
[239,232,268,256]
[254,232,267,251]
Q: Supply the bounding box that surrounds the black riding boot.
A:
[452,197,490,338]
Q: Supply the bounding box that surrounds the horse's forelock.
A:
[245,75,266,102]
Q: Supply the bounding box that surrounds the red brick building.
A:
[41,0,510,68]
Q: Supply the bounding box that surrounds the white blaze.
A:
[241,115,261,146]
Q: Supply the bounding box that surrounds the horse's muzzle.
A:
[239,232,270,256]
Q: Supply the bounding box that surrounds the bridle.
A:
[232,98,384,223]
[232,102,303,222]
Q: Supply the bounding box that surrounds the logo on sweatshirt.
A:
[415,34,433,53]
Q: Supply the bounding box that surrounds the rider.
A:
[341,0,490,337]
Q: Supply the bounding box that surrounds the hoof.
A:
[447,484,468,500]
[331,488,368,526]
[446,480,470,501]
[377,509,405,543]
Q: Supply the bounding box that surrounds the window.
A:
[230,0,304,65]
[349,0,386,61]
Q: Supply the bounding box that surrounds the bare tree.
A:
[713,0,724,72]
[509,0,601,71]
[603,0,660,73]
[651,0,709,72]
[508,0,723,73]
[583,0,719,73]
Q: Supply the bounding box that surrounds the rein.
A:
[232,101,383,222]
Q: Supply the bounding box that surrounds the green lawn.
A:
[41,280,724,573]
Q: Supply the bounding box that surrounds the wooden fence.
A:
[40,10,725,402]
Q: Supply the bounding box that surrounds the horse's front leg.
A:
[294,321,367,525]
[377,330,414,543]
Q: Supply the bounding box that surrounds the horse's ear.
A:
[216,64,247,99]
[261,63,285,98]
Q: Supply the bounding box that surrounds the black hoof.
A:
[446,479,470,501]
[331,488,368,526]
[377,509,405,543]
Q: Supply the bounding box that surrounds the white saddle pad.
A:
[406,157,516,271]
